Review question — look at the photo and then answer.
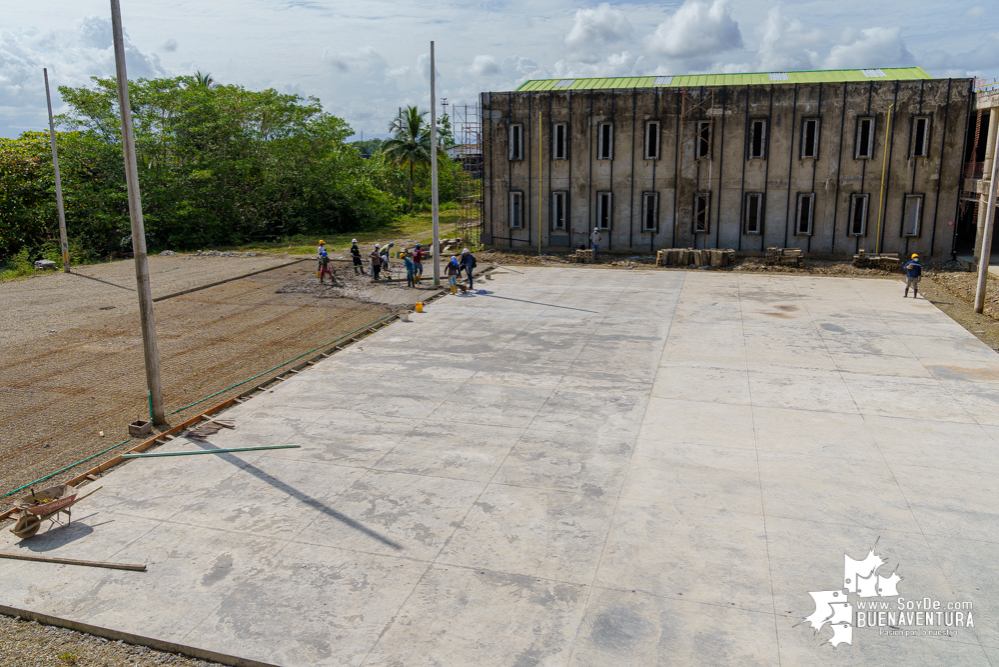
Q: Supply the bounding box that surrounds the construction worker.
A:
[318,247,333,284]
[316,239,326,276]
[380,242,395,277]
[412,244,426,283]
[904,253,922,298]
[589,227,602,261]
[444,255,461,293]
[460,248,477,290]
[403,251,417,288]
[370,244,383,281]
[350,239,365,275]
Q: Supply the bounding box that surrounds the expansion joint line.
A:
[738,273,782,666]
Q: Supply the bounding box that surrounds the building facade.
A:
[480,68,973,259]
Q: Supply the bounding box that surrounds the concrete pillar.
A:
[985,108,999,180]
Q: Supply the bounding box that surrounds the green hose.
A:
[2,438,133,498]
[3,312,398,499]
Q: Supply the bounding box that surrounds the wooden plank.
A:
[0,552,146,572]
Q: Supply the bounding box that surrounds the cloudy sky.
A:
[2,0,997,139]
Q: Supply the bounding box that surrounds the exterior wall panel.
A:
[482,77,972,259]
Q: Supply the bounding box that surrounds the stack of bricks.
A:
[656,248,736,268]
[574,249,595,264]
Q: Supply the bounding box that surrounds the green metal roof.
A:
[514,67,933,92]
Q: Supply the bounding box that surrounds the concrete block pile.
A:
[656,248,736,268]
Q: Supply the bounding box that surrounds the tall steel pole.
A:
[975,134,999,313]
[110,0,165,424]
[43,68,70,272]
[430,41,441,287]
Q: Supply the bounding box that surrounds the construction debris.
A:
[185,418,235,439]
[657,248,736,268]
[764,247,804,268]
[33,259,57,270]
[852,249,901,270]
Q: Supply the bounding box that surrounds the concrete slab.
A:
[3,268,999,666]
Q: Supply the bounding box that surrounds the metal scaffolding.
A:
[448,103,485,246]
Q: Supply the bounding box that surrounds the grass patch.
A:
[231,205,469,255]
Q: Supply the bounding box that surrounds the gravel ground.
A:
[0,255,294,349]
[0,260,391,514]
[0,614,225,667]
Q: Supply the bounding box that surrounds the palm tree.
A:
[382,106,431,212]
[192,71,215,88]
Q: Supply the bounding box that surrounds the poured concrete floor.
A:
[3,268,999,666]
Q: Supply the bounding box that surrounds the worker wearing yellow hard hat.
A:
[904,254,922,298]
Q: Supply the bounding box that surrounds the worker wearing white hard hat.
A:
[589,227,603,261]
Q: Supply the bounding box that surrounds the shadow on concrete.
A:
[478,294,598,313]
[198,443,403,551]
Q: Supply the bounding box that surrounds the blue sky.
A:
[2,0,997,139]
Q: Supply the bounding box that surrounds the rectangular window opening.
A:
[856,117,875,159]
[796,193,815,235]
[696,120,712,159]
[694,192,710,234]
[801,118,819,159]
[596,191,613,230]
[913,116,930,158]
[644,121,660,160]
[745,193,763,234]
[509,124,523,160]
[509,191,524,229]
[849,194,869,236]
[551,191,568,230]
[597,122,614,160]
[749,120,767,159]
[904,194,923,237]
[553,123,568,160]
[642,192,659,232]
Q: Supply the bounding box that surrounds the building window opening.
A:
[597,122,614,159]
[644,121,660,159]
[913,116,930,158]
[745,193,763,234]
[856,117,875,158]
[903,194,923,236]
[596,191,613,229]
[849,194,869,236]
[696,120,712,159]
[553,123,568,160]
[510,124,523,160]
[642,192,659,231]
[749,120,767,159]
[694,192,710,233]
[510,191,524,229]
[796,193,815,235]
[802,118,819,159]
[552,191,568,230]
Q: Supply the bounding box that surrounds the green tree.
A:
[382,106,431,213]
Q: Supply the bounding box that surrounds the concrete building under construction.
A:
[479,67,975,259]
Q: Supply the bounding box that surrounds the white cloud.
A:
[824,27,914,69]
[564,4,632,63]
[756,7,823,71]
[645,0,743,60]
[161,38,178,53]
[467,55,500,78]
[0,16,165,135]
[322,46,385,74]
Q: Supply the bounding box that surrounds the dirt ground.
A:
[0,258,408,514]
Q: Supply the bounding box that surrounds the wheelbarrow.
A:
[9,484,102,540]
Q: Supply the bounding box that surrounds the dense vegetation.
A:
[0,75,463,264]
